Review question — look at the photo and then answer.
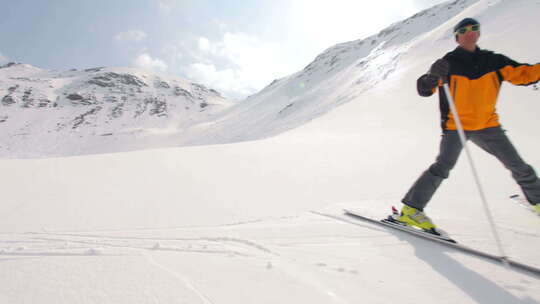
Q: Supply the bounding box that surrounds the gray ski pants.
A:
[402,126,540,210]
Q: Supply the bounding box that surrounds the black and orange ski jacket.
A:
[417,47,540,131]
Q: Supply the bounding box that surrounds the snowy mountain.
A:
[0,64,232,157]
[0,0,480,158]
[2,0,540,303]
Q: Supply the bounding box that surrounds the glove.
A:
[429,59,450,80]
[417,74,439,96]
[421,74,439,88]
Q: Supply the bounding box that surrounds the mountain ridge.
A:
[0,64,233,157]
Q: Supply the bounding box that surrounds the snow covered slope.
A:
[181,0,484,145]
[0,64,232,157]
[1,0,540,303]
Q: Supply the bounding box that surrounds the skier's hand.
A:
[423,74,439,88]
[417,74,439,96]
[429,59,450,81]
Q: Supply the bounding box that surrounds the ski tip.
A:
[432,229,458,243]
[437,233,457,244]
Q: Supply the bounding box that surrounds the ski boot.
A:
[398,205,436,230]
[385,206,454,242]
[534,204,540,215]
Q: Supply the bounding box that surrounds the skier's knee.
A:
[429,164,451,179]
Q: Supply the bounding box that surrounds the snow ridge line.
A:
[311,210,540,279]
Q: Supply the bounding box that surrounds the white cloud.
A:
[197,37,211,52]
[158,0,176,14]
[133,53,168,72]
[182,32,293,99]
[187,63,252,99]
[115,30,147,43]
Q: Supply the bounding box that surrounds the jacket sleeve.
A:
[417,74,439,97]
[497,55,540,86]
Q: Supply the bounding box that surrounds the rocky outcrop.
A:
[87,72,147,88]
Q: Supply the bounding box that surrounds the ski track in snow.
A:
[0,231,276,258]
[0,216,375,269]
[0,217,367,304]
[3,209,536,274]
[143,253,216,304]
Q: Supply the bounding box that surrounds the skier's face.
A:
[456,25,480,47]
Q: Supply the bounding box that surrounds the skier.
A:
[399,17,540,230]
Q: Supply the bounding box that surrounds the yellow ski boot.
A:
[534,204,540,215]
[399,205,436,230]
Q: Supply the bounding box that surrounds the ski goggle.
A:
[455,24,480,35]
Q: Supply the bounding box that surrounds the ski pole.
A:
[442,83,509,266]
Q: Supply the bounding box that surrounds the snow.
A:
[1,0,540,303]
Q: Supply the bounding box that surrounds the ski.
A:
[336,208,540,278]
[344,207,456,243]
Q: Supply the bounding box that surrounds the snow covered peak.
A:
[0,65,233,157]
[0,62,46,78]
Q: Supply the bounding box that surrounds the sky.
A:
[0,0,447,99]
